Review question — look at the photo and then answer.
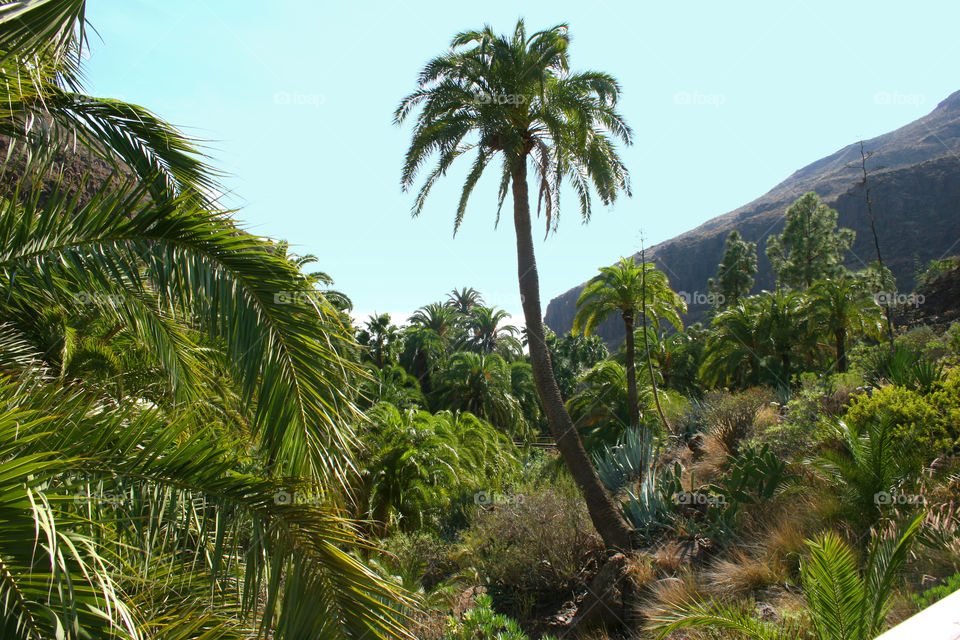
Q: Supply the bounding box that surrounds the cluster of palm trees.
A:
[699,275,883,388]
[1,3,411,638]
[355,288,539,435]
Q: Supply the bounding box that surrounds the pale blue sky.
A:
[83,0,959,324]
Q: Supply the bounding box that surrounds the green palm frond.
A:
[0,151,362,485]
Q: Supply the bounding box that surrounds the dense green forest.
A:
[1,4,958,640]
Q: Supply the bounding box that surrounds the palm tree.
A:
[700,290,806,388]
[362,312,401,368]
[431,352,526,436]
[807,276,883,373]
[0,3,415,637]
[445,286,485,314]
[399,324,446,394]
[574,257,684,430]
[465,305,522,358]
[396,20,634,549]
[700,300,765,388]
[409,302,458,343]
[357,403,518,536]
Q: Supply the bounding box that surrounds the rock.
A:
[570,552,632,631]
[687,434,706,460]
[754,601,780,622]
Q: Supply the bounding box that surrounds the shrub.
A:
[911,572,960,610]
[445,594,556,640]
[865,343,944,392]
[844,370,960,459]
[705,387,774,455]
[461,481,603,605]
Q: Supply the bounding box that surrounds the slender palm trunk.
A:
[859,141,895,355]
[511,159,633,550]
[641,250,669,431]
[623,312,640,429]
[835,328,848,373]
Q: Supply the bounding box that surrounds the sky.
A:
[82,0,960,326]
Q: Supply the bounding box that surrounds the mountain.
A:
[544,90,960,347]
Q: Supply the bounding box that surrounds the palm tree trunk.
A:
[641,251,670,431]
[511,159,633,551]
[835,328,847,373]
[623,313,640,429]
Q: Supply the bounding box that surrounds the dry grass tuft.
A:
[635,570,703,627]
[703,547,781,597]
[686,434,729,485]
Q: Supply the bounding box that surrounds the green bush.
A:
[911,572,960,610]
[844,369,960,458]
[705,387,775,455]
[460,480,603,605]
[445,594,555,640]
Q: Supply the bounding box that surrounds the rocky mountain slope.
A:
[545,90,960,347]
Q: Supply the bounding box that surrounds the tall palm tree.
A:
[807,276,883,373]
[409,302,458,343]
[396,20,634,549]
[362,312,401,368]
[465,305,522,358]
[574,257,684,430]
[431,352,526,436]
[445,286,485,314]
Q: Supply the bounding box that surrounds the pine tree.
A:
[766,192,855,289]
[708,230,758,308]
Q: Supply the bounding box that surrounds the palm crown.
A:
[395,20,632,236]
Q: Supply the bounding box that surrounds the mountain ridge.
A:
[544,90,960,347]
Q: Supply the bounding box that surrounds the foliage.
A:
[592,426,659,494]
[910,571,960,609]
[463,306,522,359]
[649,515,924,640]
[844,370,960,460]
[705,387,775,455]
[544,330,608,400]
[444,594,556,640]
[766,192,855,289]
[0,376,415,640]
[915,255,959,289]
[806,276,883,373]
[709,229,758,308]
[460,481,603,604]
[864,343,944,392]
[431,352,527,436]
[0,3,415,638]
[357,403,520,535]
[817,418,920,532]
[700,289,809,388]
